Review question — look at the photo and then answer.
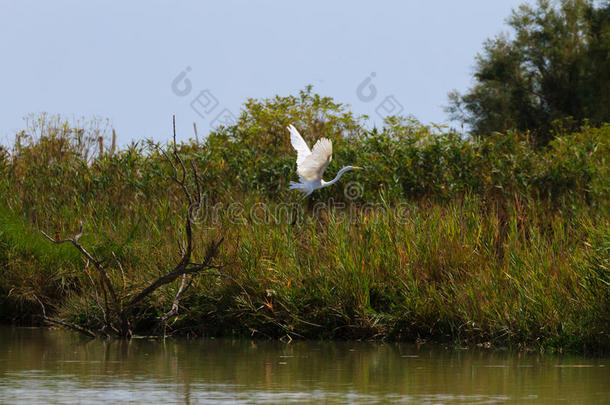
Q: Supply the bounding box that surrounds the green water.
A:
[0,327,607,404]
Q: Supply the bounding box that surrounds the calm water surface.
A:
[0,327,607,404]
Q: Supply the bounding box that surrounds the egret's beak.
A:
[352,166,363,170]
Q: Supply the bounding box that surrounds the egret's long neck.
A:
[322,166,353,187]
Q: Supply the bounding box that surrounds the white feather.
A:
[288,124,311,166]
[297,138,332,182]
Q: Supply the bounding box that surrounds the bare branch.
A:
[124,118,223,316]
[124,238,222,311]
[41,222,122,328]
[40,230,73,245]
[191,160,203,204]
[38,117,222,339]
[171,116,192,204]
[84,266,107,325]
[34,295,96,338]
[74,221,84,242]
[161,148,180,182]
[112,251,127,294]
[159,274,190,324]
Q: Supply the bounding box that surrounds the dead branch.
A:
[84,266,107,327]
[41,222,121,315]
[124,238,223,311]
[41,221,127,334]
[43,317,97,338]
[159,274,190,325]
[39,115,222,338]
[125,115,222,311]
[34,295,96,338]
[112,251,127,293]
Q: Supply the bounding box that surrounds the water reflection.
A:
[0,327,607,404]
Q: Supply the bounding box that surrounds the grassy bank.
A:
[1,91,608,352]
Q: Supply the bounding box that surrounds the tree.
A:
[447,0,609,145]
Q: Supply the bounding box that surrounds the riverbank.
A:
[1,195,608,353]
[1,96,608,353]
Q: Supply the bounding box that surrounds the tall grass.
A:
[0,92,608,352]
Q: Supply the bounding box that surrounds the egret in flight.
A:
[288,124,362,196]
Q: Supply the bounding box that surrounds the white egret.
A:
[287,124,362,196]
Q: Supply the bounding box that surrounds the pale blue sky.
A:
[0,0,531,144]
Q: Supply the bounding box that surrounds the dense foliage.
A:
[447,0,610,144]
[0,89,608,352]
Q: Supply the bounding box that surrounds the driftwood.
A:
[39,116,222,338]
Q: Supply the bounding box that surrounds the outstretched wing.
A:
[297,138,333,182]
[288,124,311,166]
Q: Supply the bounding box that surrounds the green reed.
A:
[0,102,608,352]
